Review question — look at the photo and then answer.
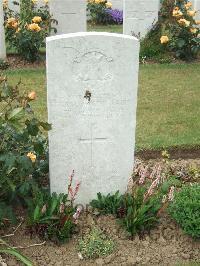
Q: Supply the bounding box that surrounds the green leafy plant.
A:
[4,0,57,61]
[122,185,162,237]
[27,171,81,243]
[121,162,175,237]
[87,0,113,25]
[0,59,9,70]
[90,191,124,216]
[78,227,115,259]
[159,0,200,60]
[168,184,200,238]
[0,238,33,266]
[0,73,50,223]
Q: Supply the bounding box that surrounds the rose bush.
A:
[3,0,57,61]
[160,0,200,60]
[0,73,50,226]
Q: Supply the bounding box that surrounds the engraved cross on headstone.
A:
[79,123,107,168]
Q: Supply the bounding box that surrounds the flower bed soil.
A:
[4,55,45,70]
[2,211,200,266]
[3,54,200,70]
[1,158,200,266]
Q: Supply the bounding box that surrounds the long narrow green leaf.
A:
[0,248,33,266]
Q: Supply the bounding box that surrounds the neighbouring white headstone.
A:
[194,0,200,19]
[47,32,139,205]
[50,0,86,34]
[123,0,159,38]
[0,0,6,60]
[112,0,123,10]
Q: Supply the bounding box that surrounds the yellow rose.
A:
[196,20,200,25]
[178,18,190,27]
[32,16,42,23]
[172,8,183,18]
[106,1,112,8]
[27,152,36,163]
[6,17,18,29]
[190,28,198,34]
[44,0,48,4]
[185,2,192,9]
[187,10,196,17]
[27,23,41,32]
[28,91,36,100]
[32,0,37,4]
[3,0,8,9]
[16,27,21,33]
[160,35,169,44]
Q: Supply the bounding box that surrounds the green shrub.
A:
[4,0,57,61]
[0,74,50,222]
[121,185,162,237]
[87,0,112,25]
[27,171,81,243]
[159,0,200,60]
[0,59,9,70]
[140,27,165,60]
[78,227,115,259]
[168,184,200,238]
[90,191,124,216]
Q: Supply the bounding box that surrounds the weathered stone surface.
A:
[0,0,6,59]
[47,32,139,205]
[123,0,159,37]
[50,0,86,34]
[194,0,200,19]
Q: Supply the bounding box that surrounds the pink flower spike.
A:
[74,182,81,198]
[168,186,175,201]
[41,204,47,214]
[73,206,82,221]
[68,187,74,200]
[162,195,167,204]
[68,170,75,184]
[59,202,65,213]
[139,176,145,185]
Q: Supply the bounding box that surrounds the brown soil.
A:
[5,55,45,69]
[2,212,200,266]
[136,147,200,160]
[3,54,200,70]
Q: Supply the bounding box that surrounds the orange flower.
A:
[190,28,198,34]
[27,152,36,163]
[6,17,18,29]
[187,10,196,17]
[160,35,169,44]
[178,18,190,27]
[28,91,36,100]
[27,23,41,32]
[185,2,192,9]
[32,16,42,23]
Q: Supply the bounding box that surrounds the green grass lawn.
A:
[87,23,123,33]
[5,63,200,151]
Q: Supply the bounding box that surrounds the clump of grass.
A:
[78,227,115,259]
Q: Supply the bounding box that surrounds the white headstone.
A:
[0,0,6,60]
[112,0,123,10]
[123,0,159,38]
[50,0,86,34]
[47,32,139,205]
[194,0,200,20]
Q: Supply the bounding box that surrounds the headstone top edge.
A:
[46,32,139,43]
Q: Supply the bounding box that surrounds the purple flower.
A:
[106,8,123,24]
